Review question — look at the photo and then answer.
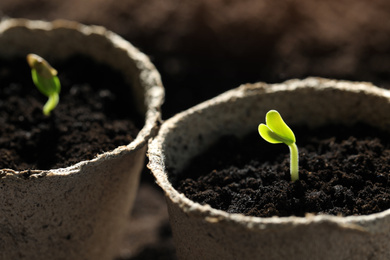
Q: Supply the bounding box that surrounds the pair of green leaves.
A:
[27,54,61,116]
[258,110,299,182]
[258,110,295,146]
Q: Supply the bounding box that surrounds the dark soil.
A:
[174,124,390,217]
[0,56,142,171]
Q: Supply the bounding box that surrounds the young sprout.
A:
[27,54,61,116]
[258,110,299,182]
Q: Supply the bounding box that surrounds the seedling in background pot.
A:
[258,110,299,182]
[27,54,61,116]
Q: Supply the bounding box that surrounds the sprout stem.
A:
[43,93,59,116]
[288,143,299,182]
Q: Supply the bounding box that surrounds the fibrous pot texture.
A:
[0,19,164,260]
[148,77,390,260]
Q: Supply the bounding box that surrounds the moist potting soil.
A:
[175,124,390,217]
[0,56,142,171]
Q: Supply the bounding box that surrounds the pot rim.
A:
[148,77,390,231]
[0,18,164,178]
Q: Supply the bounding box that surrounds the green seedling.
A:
[27,53,61,116]
[258,110,299,182]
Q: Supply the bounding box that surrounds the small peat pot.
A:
[148,77,390,260]
[0,19,164,259]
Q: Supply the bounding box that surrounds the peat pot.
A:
[0,19,164,259]
[148,77,390,260]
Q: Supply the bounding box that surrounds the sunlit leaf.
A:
[258,123,283,144]
[265,110,295,145]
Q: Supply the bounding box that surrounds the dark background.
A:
[2,1,390,259]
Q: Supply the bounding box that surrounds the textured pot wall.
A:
[166,198,390,260]
[0,19,164,260]
[149,78,390,260]
[0,148,144,259]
